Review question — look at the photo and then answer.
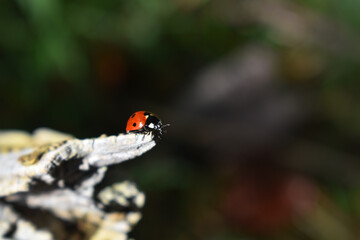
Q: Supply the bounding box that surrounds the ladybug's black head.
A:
[143,112,169,139]
[144,113,161,130]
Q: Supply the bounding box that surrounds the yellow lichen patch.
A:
[103,212,126,223]
[90,228,127,240]
[18,142,64,166]
[0,128,73,155]
[125,212,142,225]
[0,131,33,152]
[32,128,74,146]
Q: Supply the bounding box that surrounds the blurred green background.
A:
[2,0,360,239]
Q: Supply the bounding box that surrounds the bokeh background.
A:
[2,0,360,239]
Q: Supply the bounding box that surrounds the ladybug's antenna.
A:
[154,123,170,139]
[160,123,170,133]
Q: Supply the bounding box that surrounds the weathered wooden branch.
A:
[0,128,156,240]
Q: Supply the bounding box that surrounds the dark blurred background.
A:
[2,0,360,239]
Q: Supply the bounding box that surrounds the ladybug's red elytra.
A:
[126,111,167,136]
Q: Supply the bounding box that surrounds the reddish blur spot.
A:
[222,167,318,235]
[93,47,127,89]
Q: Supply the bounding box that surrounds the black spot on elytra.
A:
[133,123,136,127]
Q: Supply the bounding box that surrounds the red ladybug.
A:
[126,111,168,136]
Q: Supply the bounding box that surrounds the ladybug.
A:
[126,111,168,137]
